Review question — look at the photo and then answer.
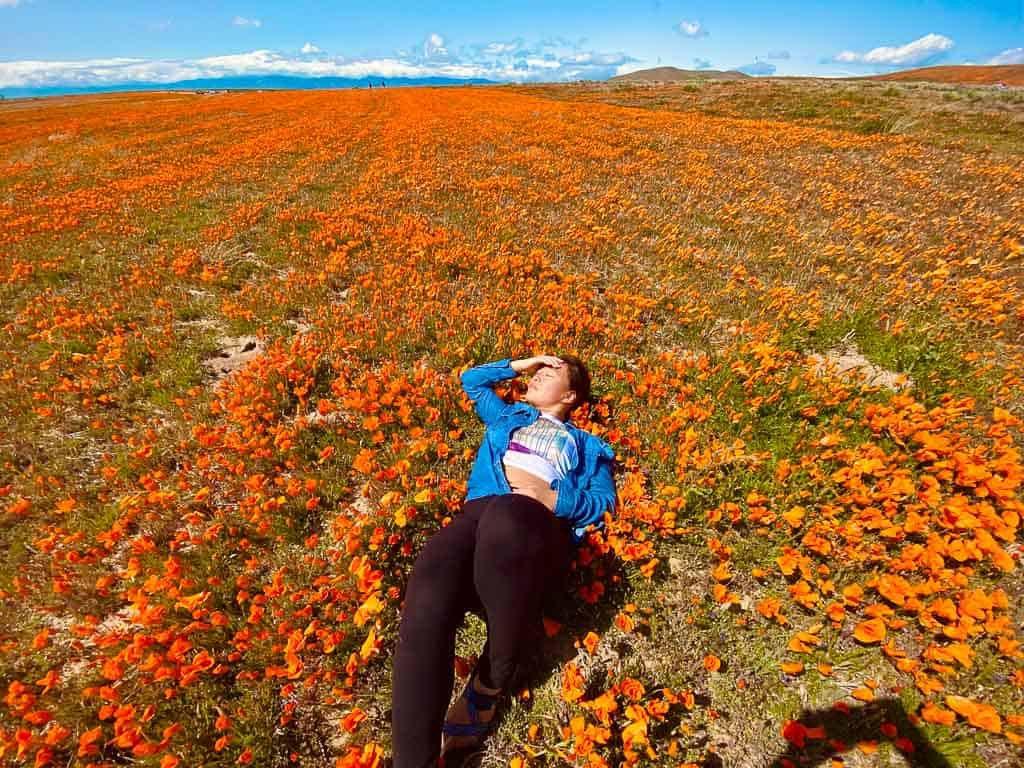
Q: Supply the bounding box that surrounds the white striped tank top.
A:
[501,413,578,485]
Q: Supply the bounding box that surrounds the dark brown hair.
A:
[558,354,591,417]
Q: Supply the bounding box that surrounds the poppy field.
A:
[1,80,1022,767]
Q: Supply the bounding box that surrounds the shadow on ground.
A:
[770,698,953,768]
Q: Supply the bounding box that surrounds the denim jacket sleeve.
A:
[459,358,519,426]
[552,441,617,533]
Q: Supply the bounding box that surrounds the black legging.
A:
[390,493,575,768]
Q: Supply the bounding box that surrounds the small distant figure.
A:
[381,81,386,88]
[368,81,373,89]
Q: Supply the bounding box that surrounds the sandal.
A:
[441,667,503,742]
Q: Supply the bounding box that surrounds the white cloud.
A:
[988,47,1024,65]
[300,42,320,55]
[232,16,262,28]
[693,57,712,70]
[614,63,646,76]
[195,50,276,68]
[522,56,563,69]
[0,0,22,7]
[0,41,640,89]
[676,20,707,38]
[482,41,525,56]
[833,33,953,66]
[423,32,448,59]
[0,57,203,88]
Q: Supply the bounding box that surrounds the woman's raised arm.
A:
[459,356,563,425]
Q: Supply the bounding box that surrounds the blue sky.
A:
[1,1,1021,90]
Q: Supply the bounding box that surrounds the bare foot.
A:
[441,673,502,753]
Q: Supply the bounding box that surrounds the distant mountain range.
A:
[0,74,499,99]
[865,64,1024,86]
[609,66,750,82]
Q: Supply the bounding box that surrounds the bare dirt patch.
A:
[806,343,913,391]
[201,334,265,381]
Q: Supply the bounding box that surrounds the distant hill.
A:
[610,66,750,82]
[0,74,498,100]
[867,64,1024,86]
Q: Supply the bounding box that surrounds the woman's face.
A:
[525,364,574,412]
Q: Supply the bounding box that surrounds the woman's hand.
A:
[505,466,558,511]
[511,355,563,375]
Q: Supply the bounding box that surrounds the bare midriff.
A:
[503,464,557,512]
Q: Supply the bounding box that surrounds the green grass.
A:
[781,302,1005,411]
[519,78,1024,156]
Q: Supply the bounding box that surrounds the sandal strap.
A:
[441,671,501,740]
[441,720,492,738]
[464,683,500,715]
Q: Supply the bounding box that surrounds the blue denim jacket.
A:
[459,358,617,545]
